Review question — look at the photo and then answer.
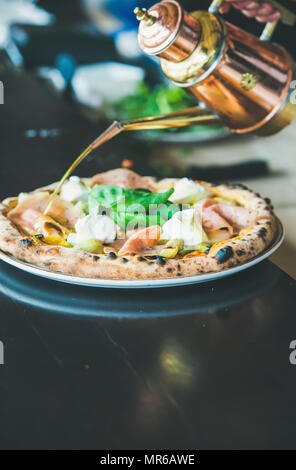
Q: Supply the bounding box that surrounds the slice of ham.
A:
[118,226,161,256]
[90,168,153,190]
[213,202,257,230]
[196,198,257,241]
[196,199,233,241]
[8,192,81,232]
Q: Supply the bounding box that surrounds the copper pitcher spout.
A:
[122,107,221,131]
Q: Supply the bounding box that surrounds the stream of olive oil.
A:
[43,107,220,215]
[43,121,124,214]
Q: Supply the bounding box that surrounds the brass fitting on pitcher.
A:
[134,7,156,26]
[135,0,201,62]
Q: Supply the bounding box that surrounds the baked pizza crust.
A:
[0,175,278,280]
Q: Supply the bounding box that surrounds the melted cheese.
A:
[169,178,211,204]
[161,209,208,248]
[67,215,117,245]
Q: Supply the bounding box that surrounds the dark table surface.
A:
[0,69,296,450]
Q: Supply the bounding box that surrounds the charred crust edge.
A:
[215,246,234,264]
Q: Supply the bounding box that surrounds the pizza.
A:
[0,168,278,280]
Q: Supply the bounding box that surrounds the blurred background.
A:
[0,0,295,276]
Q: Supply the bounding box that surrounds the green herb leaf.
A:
[88,184,176,229]
[113,82,197,121]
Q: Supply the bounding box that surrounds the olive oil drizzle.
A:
[43,121,124,215]
[43,107,220,215]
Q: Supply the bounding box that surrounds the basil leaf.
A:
[88,184,125,215]
[111,211,165,230]
[153,202,180,221]
[88,184,175,229]
[89,185,173,211]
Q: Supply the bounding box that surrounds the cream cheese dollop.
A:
[60,176,89,203]
[161,209,208,248]
[169,178,210,205]
[67,214,117,245]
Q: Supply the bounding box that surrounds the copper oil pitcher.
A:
[134,0,296,136]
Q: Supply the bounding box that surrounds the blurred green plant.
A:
[114,82,195,120]
[112,81,221,133]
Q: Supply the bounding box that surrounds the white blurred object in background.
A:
[0,0,53,66]
[72,62,145,108]
[37,66,67,92]
[0,0,53,26]
[115,30,141,59]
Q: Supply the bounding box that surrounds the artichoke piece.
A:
[179,242,210,256]
[76,239,104,254]
[34,214,69,238]
[159,247,179,258]
[159,239,184,258]
[196,242,211,252]
[33,214,71,246]
[43,236,72,247]
[75,200,89,215]
[166,238,184,250]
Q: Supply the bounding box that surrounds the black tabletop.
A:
[0,69,296,450]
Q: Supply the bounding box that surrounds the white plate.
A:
[0,220,284,289]
[136,126,230,144]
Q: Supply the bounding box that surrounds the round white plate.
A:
[0,220,284,289]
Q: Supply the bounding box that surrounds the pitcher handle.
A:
[208,0,296,41]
